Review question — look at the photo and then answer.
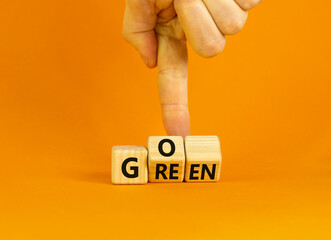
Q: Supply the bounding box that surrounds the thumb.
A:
[122,0,157,68]
[156,20,190,137]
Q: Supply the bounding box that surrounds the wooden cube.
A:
[148,136,185,183]
[111,145,148,184]
[184,136,222,182]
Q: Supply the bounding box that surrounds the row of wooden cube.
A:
[112,136,222,184]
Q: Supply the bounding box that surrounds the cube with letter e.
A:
[184,136,222,182]
[148,136,185,183]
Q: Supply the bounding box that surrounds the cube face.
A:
[148,136,185,183]
[184,136,222,182]
[111,146,148,184]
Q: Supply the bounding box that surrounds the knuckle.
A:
[122,28,134,44]
[121,27,129,40]
[158,68,187,81]
[174,0,196,12]
[199,38,226,58]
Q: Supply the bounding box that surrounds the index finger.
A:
[156,22,190,137]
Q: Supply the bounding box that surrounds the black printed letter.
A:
[189,164,200,180]
[201,164,216,180]
[121,157,138,178]
[169,164,179,180]
[158,139,175,157]
[155,164,167,179]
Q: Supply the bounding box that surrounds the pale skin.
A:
[122,0,261,137]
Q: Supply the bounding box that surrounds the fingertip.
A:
[162,104,191,138]
[196,37,226,58]
[142,55,157,68]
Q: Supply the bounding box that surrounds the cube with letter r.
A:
[147,136,185,183]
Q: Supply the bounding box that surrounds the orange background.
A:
[1,0,330,239]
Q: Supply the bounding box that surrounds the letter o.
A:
[158,139,175,157]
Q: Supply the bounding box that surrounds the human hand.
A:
[122,0,261,137]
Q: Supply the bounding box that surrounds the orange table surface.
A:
[1,0,331,239]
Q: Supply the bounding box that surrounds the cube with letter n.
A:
[184,136,222,182]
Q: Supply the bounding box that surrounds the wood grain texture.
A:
[184,136,222,182]
[148,136,185,183]
[111,145,148,184]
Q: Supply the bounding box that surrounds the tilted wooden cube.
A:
[148,136,185,183]
[111,146,148,184]
[184,136,222,182]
